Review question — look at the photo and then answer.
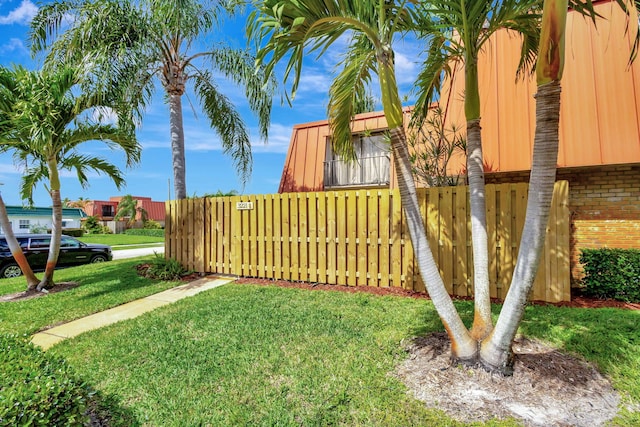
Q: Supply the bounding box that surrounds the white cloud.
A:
[253,122,293,153]
[394,51,419,85]
[91,107,119,125]
[0,0,38,25]
[0,161,23,176]
[295,70,333,95]
[0,37,27,55]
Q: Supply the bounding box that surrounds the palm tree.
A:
[31,0,274,200]
[411,0,541,340]
[114,194,147,228]
[67,196,92,211]
[0,64,140,290]
[479,0,610,371]
[250,0,479,361]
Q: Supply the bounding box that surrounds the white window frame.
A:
[324,132,390,188]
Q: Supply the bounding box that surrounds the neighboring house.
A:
[278,1,640,282]
[84,196,166,227]
[0,206,86,234]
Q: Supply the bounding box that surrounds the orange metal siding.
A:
[279,2,640,192]
[445,1,640,173]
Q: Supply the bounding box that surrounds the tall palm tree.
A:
[411,0,541,340]
[250,0,479,361]
[479,0,619,371]
[0,64,140,290]
[31,0,274,200]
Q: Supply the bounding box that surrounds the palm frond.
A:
[193,70,252,186]
[20,164,48,206]
[328,35,377,161]
[59,154,126,189]
[194,45,274,141]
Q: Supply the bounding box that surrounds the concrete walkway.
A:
[31,275,235,350]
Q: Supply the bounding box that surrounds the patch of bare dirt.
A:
[396,333,620,426]
[0,282,79,302]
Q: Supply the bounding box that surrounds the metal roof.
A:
[5,206,87,219]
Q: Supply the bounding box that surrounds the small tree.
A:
[114,195,147,228]
[409,106,466,187]
[82,215,102,234]
[0,64,140,290]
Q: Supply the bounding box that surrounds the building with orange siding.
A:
[278,1,640,283]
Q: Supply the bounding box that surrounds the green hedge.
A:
[62,228,84,237]
[124,229,164,237]
[0,334,91,426]
[580,248,640,302]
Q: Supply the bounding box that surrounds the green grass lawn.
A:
[0,255,179,336]
[78,234,164,247]
[32,283,638,427]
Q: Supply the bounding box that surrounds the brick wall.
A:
[485,164,640,284]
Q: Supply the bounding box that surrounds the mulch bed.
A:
[234,277,640,310]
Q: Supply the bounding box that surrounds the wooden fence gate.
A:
[165,181,570,302]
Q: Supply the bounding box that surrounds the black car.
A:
[0,234,113,278]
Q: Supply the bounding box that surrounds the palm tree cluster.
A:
[249,0,639,373]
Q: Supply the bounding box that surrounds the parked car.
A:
[0,234,113,278]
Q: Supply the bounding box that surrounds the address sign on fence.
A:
[236,201,254,210]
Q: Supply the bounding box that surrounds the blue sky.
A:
[0,0,421,206]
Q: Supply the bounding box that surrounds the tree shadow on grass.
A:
[517,304,640,400]
[87,389,141,427]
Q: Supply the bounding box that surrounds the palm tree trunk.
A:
[466,118,492,340]
[389,126,478,361]
[480,80,562,373]
[378,49,477,361]
[0,192,39,290]
[169,93,187,200]
[38,160,62,291]
[465,60,492,340]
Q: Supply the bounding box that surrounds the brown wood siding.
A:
[279,2,640,192]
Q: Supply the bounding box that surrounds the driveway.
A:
[112,245,164,260]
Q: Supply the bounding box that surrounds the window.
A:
[102,205,115,217]
[324,132,390,188]
[29,238,51,249]
[19,220,30,230]
[60,237,80,248]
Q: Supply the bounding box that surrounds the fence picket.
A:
[166,183,570,303]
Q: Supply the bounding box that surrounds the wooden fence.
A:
[165,181,570,302]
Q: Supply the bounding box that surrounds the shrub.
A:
[142,219,162,230]
[125,228,164,237]
[82,216,103,234]
[140,254,189,281]
[62,228,84,237]
[0,334,91,426]
[29,223,48,234]
[580,248,640,302]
